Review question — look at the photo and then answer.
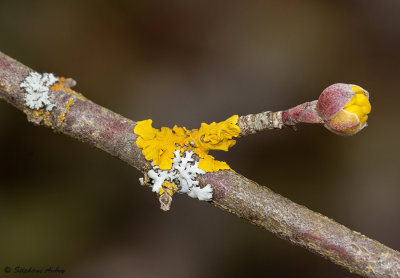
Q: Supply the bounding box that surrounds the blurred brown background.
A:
[0,0,399,277]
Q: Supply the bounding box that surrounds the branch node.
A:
[159,193,172,211]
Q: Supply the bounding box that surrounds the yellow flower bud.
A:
[345,85,371,125]
[324,85,371,135]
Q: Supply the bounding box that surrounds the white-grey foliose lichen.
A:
[144,150,213,201]
[20,72,58,111]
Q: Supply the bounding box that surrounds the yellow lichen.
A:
[189,115,240,171]
[32,109,44,118]
[51,77,84,100]
[159,181,178,196]
[134,115,241,172]
[135,120,187,169]
[32,109,52,127]
[58,98,74,124]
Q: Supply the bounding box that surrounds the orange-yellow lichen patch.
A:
[32,109,52,127]
[51,77,74,94]
[50,76,87,102]
[32,109,44,118]
[158,181,178,196]
[58,98,74,124]
[134,115,241,172]
[51,83,65,92]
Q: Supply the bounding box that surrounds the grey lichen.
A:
[20,72,58,111]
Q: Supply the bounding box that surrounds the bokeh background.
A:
[0,0,399,277]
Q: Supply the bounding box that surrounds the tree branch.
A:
[0,51,399,277]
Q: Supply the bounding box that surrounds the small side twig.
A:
[238,101,324,136]
[238,111,284,136]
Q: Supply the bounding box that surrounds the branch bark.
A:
[0,51,399,278]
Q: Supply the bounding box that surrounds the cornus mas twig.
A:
[1,51,398,278]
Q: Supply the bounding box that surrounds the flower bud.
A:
[317,83,371,135]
